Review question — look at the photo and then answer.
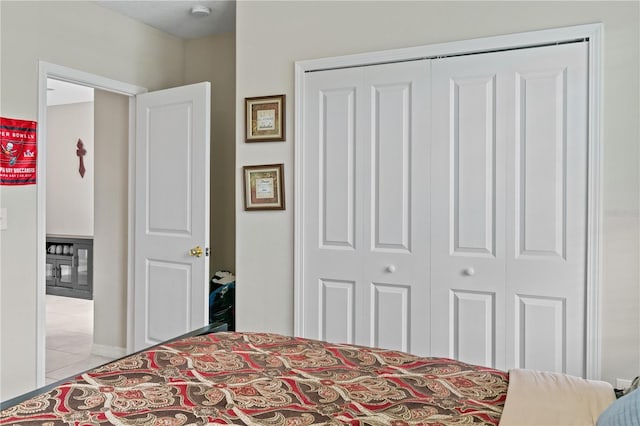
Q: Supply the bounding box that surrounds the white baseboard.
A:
[91,343,126,359]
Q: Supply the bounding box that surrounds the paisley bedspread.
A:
[1,332,509,425]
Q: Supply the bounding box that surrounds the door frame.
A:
[36,62,146,387]
[294,23,603,379]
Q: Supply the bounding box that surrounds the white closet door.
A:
[430,52,507,369]
[505,43,588,377]
[301,61,431,355]
[431,43,588,374]
[302,66,364,346]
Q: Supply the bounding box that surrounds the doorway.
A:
[36,62,146,387]
[37,63,212,388]
[44,78,109,383]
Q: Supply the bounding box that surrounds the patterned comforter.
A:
[1,332,509,425]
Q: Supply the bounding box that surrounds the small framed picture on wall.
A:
[244,95,285,142]
[243,163,285,210]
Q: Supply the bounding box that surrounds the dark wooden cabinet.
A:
[46,236,93,300]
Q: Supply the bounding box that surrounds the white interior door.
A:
[430,43,588,374]
[301,61,431,355]
[134,82,211,350]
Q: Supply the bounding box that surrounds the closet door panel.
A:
[453,75,497,255]
[372,283,410,352]
[515,69,567,257]
[515,295,566,373]
[319,279,355,343]
[320,88,357,249]
[363,61,431,355]
[505,43,588,377]
[302,67,366,344]
[451,290,496,367]
[371,83,411,251]
[431,59,505,369]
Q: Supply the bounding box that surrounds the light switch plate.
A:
[0,207,7,230]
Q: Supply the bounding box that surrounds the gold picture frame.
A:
[245,95,285,142]
[243,164,285,210]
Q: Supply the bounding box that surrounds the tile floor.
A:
[45,295,114,384]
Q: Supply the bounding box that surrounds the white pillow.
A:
[500,369,615,426]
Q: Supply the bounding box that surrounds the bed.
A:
[1,328,509,425]
[1,327,616,425]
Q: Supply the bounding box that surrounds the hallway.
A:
[45,295,113,384]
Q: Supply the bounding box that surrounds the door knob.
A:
[189,246,204,258]
[463,267,475,276]
[386,265,396,273]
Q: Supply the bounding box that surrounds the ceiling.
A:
[94,1,236,40]
[47,79,94,106]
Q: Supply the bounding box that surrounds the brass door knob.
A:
[189,246,204,258]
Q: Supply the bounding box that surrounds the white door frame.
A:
[294,23,603,379]
[36,62,146,387]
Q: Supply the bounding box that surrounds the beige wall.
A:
[93,90,129,352]
[185,32,236,274]
[0,1,184,400]
[235,1,640,384]
[46,102,94,237]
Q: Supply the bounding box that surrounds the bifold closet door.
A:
[301,61,431,355]
[430,42,588,375]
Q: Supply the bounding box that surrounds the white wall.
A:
[46,101,94,237]
[235,1,640,385]
[93,90,129,354]
[185,32,236,274]
[0,1,184,400]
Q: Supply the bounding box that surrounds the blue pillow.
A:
[597,389,640,426]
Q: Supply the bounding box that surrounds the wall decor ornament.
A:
[76,138,86,178]
[245,95,285,142]
[243,163,285,210]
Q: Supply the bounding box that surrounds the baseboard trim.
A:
[91,343,126,359]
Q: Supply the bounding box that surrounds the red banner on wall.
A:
[0,117,37,185]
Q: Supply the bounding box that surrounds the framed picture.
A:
[245,95,285,142]
[243,164,285,210]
